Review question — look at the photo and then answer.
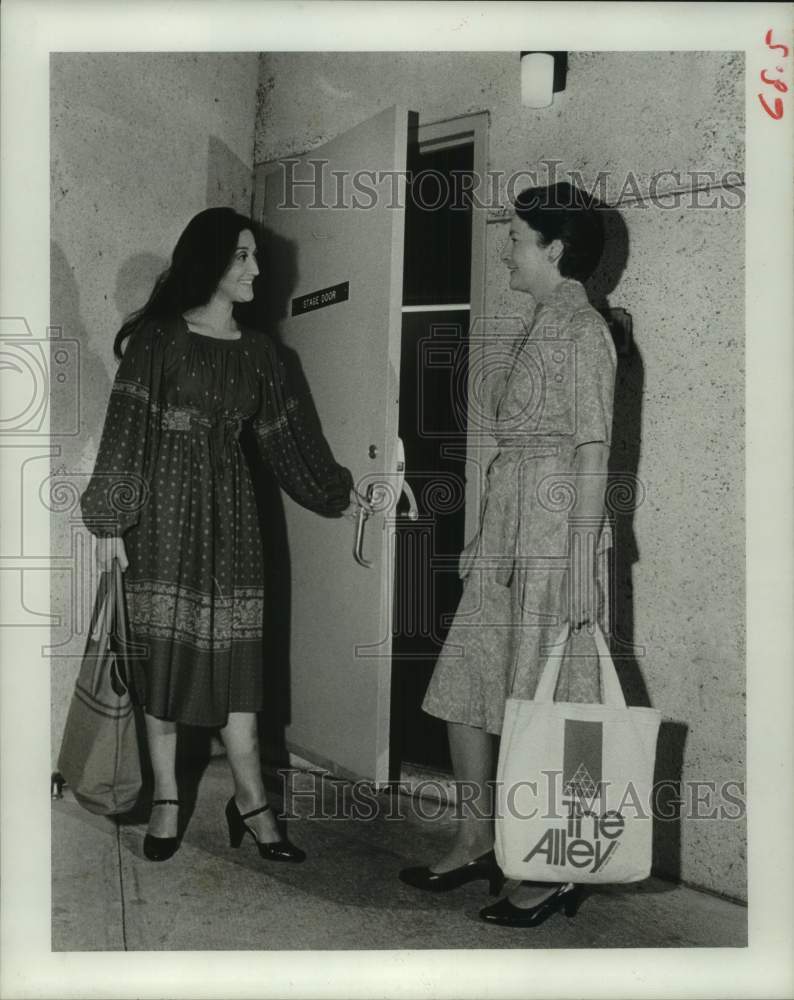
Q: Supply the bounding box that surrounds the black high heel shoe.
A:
[143,799,181,862]
[225,797,306,863]
[399,849,505,895]
[479,882,583,927]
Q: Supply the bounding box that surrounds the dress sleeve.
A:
[571,311,617,450]
[80,323,163,536]
[252,338,353,516]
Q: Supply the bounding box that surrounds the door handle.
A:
[353,485,374,568]
[352,438,418,568]
[400,479,419,520]
[353,481,391,568]
[395,437,419,521]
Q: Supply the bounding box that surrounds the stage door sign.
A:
[292,281,350,317]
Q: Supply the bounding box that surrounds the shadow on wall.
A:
[114,253,168,328]
[585,207,688,883]
[206,135,255,214]
[50,241,113,468]
[50,242,167,462]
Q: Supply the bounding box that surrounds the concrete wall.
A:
[253,51,745,900]
[50,54,259,759]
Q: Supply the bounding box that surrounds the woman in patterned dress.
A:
[399,183,617,926]
[81,208,366,862]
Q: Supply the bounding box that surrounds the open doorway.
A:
[391,114,488,777]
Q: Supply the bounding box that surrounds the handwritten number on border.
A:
[759,30,789,120]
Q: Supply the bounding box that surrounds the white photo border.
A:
[1,1,792,997]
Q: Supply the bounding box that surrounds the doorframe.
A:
[394,112,490,781]
[408,111,490,551]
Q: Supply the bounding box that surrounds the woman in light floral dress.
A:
[400,182,617,927]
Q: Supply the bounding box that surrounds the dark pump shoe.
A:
[143,799,181,862]
[399,849,505,895]
[479,882,583,927]
[225,797,306,863]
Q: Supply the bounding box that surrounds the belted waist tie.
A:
[460,441,563,587]
[209,417,244,474]
[161,406,244,473]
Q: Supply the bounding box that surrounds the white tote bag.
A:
[495,624,661,884]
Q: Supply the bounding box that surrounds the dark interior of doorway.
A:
[390,138,474,776]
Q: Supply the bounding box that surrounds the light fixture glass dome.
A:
[520,52,555,108]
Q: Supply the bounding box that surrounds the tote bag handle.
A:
[110,558,129,645]
[533,623,625,708]
[89,568,114,643]
[88,560,129,654]
[108,558,133,693]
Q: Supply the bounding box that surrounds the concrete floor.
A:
[52,757,747,952]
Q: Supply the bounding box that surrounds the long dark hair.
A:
[514,182,604,281]
[114,207,256,358]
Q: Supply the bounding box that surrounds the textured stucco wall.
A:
[253,51,745,900]
[50,53,259,760]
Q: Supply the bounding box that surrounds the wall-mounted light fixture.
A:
[520,51,568,108]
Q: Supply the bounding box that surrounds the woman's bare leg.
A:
[431,721,497,872]
[219,711,280,843]
[144,712,179,838]
[434,721,559,904]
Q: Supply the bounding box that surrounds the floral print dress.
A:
[80,316,352,727]
[422,279,617,735]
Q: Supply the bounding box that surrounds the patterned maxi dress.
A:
[80,316,352,727]
[422,279,617,735]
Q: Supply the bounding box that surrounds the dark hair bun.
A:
[514,181,604,281]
